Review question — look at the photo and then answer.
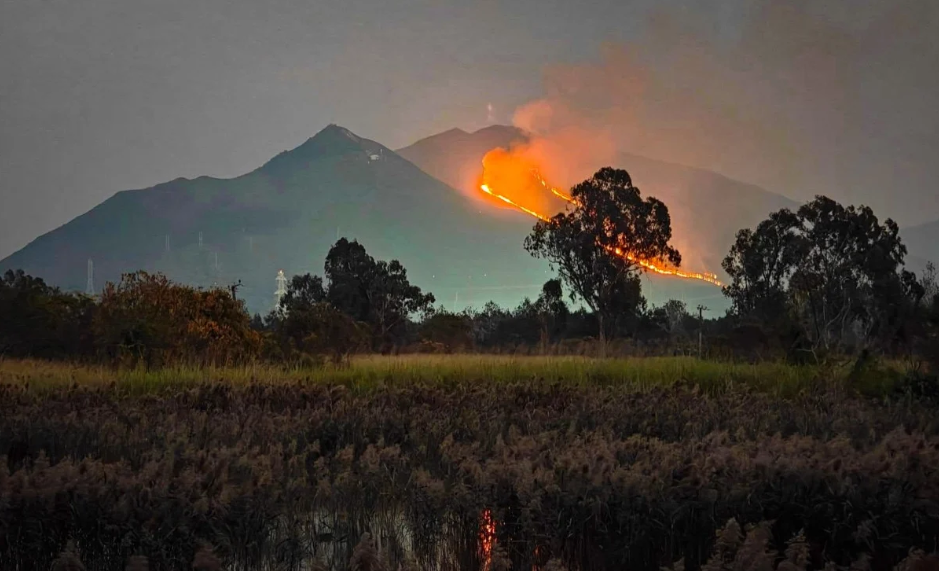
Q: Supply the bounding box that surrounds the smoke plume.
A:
[510,0,939,226]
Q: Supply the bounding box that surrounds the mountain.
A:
[1,125,551,312]
[902,220,939,271]
[398,125,799,308]
[4,122,805,316]
[397,125,527,194]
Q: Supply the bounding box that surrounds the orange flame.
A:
[479,508,497,570]
[479,154,723,287]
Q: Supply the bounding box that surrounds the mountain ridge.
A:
[1,124,551,312]
[12,122,896,316]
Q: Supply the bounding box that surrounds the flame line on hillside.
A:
[480,173,723,287]
[480,184,551,222]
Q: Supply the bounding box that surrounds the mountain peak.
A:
[316,123,363,143]
[260,124,374,177]
[472,124,527,140]
[440,127,469,137]
[302,123,369,151]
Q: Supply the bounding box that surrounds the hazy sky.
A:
[2,0,937,259]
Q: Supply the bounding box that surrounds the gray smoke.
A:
[513,0,939,226]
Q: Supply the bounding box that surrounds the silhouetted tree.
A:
[0,269,95,359]
[723,196,920,360]
[915,263,939,372]
[525,168,679,352]
[281,274,327,313]
[267,271,365,362]
[791,197,914,354]
[534,279,569,352]
[272,299,367,363]
[722,209,804,324]
[419,309,474,352]
[325,238,434,350]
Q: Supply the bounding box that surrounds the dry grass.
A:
[0,355,853,396]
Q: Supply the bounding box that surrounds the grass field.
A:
[0,354,903,396]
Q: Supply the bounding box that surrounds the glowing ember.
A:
[479,157,723,287]
[479,508,497,570]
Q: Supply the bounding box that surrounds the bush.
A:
[93,272,260,367]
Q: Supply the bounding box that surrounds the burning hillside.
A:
[477,147,723,287]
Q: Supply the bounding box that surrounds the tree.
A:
[291,302,368,363]
[723,196,920,359]
[419,309,474,352]
[790,197,914,354]
[94,272,185,366]
[525,167,680,351]
[534,279,569,352]
[0,269,94,359]
[324,238,435,350]
[470,301,509,348]
[280,274,327,315]
[324,239,373,322]
[722,209,804,323]
[921,264,939,371]
[269,272,365,362]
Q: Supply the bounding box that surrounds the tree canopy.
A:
[723,195,922,358]
[275,238,435,353]
[525,167,680,347]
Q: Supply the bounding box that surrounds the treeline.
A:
[0,269,260,367]
[0,256,769,366]
[3,169,938,374]
[0,241,682,366]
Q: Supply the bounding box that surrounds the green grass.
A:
[0,354,887,396]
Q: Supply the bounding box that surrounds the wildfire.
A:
[478,156,723,287]
[479,508,497,571]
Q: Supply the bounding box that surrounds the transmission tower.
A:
[165,234,170,253]
[274,270,287,310]
[198,231,203,250]
[86,259,95,296]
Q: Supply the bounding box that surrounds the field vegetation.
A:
[0,355,842,395]
[2,357,939,570]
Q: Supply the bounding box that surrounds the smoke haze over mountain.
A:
[511,0,939,228]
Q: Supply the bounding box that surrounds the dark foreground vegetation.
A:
[2,368,939,571]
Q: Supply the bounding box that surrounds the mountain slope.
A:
[612,152,798,272]
[1,125,549,312]
[398,125,527,195]
[397,125,799,288]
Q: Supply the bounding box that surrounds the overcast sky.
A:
[2,0,937,259]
